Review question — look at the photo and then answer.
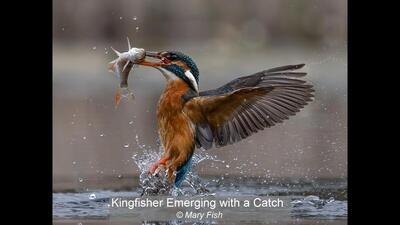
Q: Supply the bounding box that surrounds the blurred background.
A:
[53,0,347,191]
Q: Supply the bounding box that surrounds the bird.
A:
[137,51,314,187]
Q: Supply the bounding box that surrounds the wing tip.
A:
[265,63,306,73]
[295,63,306,69]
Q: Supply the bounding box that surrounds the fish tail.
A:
[114,87,135,107]
[114,89,121,107]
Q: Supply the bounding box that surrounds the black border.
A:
[4,0,360,223]
[4,0,52,222]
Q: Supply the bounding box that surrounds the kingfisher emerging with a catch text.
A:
[122,49,314,187]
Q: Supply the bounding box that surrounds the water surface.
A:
[53,178,347,225]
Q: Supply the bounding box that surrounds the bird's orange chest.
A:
[156,79,195,152]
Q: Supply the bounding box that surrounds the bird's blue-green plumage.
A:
[170,51,199,83]
[159,51,199,186]
[174,153,193,187]
[162,51,199,92]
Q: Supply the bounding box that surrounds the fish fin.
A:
[108,59,118,73]
[114,89,121,108]
[111,46,121,56]
[122,60,130,72]
[127,37,131,50]
[115,87,135,107]
[121,87,135,101]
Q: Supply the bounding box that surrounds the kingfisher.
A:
[136,50,314,187]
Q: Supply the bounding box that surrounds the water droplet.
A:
[78,178,83,183]
[123,144,129,148]
[92,46,96,50]
[61,27,65,31]
[117,174,123,179]
[135,26,140,31]
[100,133,104,137]
[133,16,137,20]
[326,197,335,203]
[88,193,96,200]
[129,121,134,125]
[225,164,230,168]
[82,136,87,140]
[72,161,77,165]
[119,16,123,20]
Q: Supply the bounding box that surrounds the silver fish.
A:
[108,37,145,106]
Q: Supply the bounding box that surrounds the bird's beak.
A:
[145,51,161,58]
[138,51,165,67]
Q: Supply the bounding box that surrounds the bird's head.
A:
[138,51,199,92]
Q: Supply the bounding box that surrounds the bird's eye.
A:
[162,57,170,64]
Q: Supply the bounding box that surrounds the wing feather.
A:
[183,64,314,149]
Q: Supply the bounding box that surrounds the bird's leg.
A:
[167,164,177,183]
[149,155,170,175]
[166,154,187,183]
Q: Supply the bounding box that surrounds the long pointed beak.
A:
[145,51,161,59]
[138,51,164,67]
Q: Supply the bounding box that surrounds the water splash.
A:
[290,195,346,218]
[291,195,334,209]
[131,136,221,196]
[88,193,96,200]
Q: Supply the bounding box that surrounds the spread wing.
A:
[183,64,314,150]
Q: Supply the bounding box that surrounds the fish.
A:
[108,37,146,107]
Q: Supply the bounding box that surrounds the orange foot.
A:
[148,156,170,176]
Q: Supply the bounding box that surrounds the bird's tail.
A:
[174,153,194,187]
